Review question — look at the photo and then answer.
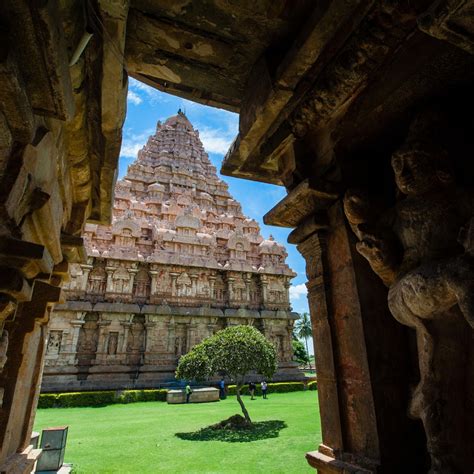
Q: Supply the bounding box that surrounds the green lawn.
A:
[34,391,321,474]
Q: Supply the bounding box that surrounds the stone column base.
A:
[0,445,42,474]
[306,449,375,474]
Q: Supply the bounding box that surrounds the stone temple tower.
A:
[42,112,302,391]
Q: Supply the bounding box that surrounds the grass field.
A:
[34,391,321,474]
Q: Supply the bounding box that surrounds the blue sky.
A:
[122,78,311,351]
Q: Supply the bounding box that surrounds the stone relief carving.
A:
[77,314,99,356]
[344,109,474,472]
[107,332,118,355]
[46,330,62,355]
[133,268,150,297]
[88,265,107,294]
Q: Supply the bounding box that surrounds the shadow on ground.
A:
[175,420,287,443]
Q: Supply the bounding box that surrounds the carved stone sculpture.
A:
[344,109,474,473]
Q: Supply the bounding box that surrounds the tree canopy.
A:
[176,325,277,424]
[292,339,310,366]
[294,312,313,369]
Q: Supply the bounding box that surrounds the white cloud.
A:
[290,283,307,300]
[127,90,142,105]
[128,77,169,105]
[198,127,236,155]
[120,128,154,158]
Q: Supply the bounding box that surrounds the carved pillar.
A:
[284,279,291,308]
[95,320,111,364]
[170,272,179,297]
[190,274,198,297]
[260,275,268,304]
[70,316,85,364]
[244,274,252,305]
[144,322,156,353]
[149,271,158,294]
[0,281,62,470]
[208,275,216,303]
[120,321,132,355]
[81,265,92,291]
[128,269,137,294]
[227,276,234,302]
[105,267,114,292]
[296,203,424,472]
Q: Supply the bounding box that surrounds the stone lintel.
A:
[264,179,338,228]
[0,238,53,280]
[305,451,374,474]
[220,1,368,182]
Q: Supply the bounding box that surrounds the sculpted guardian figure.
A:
[344,109,474,473]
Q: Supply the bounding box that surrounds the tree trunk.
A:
[236,383,252,425]
[305,337,311,370]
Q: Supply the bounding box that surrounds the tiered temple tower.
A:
[42,111,301,391]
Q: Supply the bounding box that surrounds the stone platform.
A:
[167,387,219,404]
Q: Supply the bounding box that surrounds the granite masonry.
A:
[42,112,300,392]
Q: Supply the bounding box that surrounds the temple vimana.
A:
[42,112,299,391]
[1,1,474,473]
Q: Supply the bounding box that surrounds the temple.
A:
[42,112,299,392]
[1,1,474,472]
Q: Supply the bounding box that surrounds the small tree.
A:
[294,312,313,370]
[175,325,277,425]
[292,339,310,366]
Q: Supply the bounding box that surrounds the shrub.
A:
[38,389,168,408]
[307,381,318,391]
[37,393,58,408]
[226,382,305,396]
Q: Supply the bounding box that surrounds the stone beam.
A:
[125,9,243,112]
[221,0,374,181]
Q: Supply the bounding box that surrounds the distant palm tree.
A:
[294,312,313,370]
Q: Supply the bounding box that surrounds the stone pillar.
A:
[208,276,216,303]
[81,265,92,291]
[128,269,137,294]
[244,274,252,305]
[284,279,291,308]
[149,271,158,295]
[227,276,234,302]
[95,321,111,364]
[105,267,114,293]
[144,322,156,353]
[0,281,62,472]
[70,316,86,364]
[296,203,425,472]
[190,274,198,297]
[260,275,268,304]
[170,272,179,297]
[120,321,132,354]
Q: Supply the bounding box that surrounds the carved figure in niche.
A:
[47,330,63,355]
[134,268,150,298]
[176,272,192,297]
[113,267,130,294]
[107,332,118,355]
[0,329,8,372]
[77,314,99,366]
[344,108,474,472]
[88,265,107,294]
[127,315,145,365]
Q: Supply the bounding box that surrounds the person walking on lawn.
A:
[219,377,226,399]
[185,383,192,403]
[261,380,268,399]
[248,381,256,400]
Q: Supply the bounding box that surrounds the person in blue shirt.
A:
[219,377,226,399]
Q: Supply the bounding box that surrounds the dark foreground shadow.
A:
[175,420,287,443]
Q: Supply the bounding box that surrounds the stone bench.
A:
[167,387,219,404]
